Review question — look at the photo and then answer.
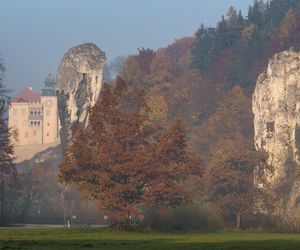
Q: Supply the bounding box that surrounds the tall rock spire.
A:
[253,50,300,219]
[56,43,106,149]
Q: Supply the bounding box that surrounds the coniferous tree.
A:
[0,60,16,225]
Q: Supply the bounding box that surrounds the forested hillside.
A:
[113,0,300,229]
[192,0,300,90]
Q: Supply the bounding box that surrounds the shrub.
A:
[272,214,300,233]
[241,213,300,232]
[141,202,223,231]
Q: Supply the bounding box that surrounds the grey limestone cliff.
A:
[56,43,106,149]
[253,50,300,218]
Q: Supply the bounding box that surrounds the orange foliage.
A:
[59,77,199,222]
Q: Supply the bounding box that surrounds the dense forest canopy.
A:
[192,0,300,90]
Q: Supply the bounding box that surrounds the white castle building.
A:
[9,74,59,147]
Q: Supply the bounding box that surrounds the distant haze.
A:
[0,0,253,95]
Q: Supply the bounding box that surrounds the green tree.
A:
[191,24,217,74]
[0,59,16,225]
[248,0,265,27]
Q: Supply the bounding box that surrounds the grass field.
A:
[0,228,299,250]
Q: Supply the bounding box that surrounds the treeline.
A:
[192,0,300,90]
[59,0,300,231]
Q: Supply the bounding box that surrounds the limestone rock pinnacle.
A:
[56,43,106,149]
[253,50,300,217]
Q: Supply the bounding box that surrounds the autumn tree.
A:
[143,119,198,207]
[166,37,195,62]
[135,48,155,73]
[0,60,16,225]
[120,56,144,88]
[145,44,214,126]
[279,8,296,39]
[59,77,197,224]
[192,86,270,230]
[148,49,174,90]
[191,86,253,156]
[120,40,218,127]
[205,138,268,231]
[120,48,155,88]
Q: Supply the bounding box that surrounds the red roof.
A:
[13,87,41,103]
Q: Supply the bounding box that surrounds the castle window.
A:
[37,121,41,126]
[38,111,41,115]
[34,111,37,115]
[30,121,33,127]
[30,111,33,115]
[34,121,37,126]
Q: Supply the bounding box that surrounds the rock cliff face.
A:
[17,145,62,171]
[253,50,300,216]
[56,43,106,149]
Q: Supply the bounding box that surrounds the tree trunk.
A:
[236,210,241,231]
[0,180,4,225]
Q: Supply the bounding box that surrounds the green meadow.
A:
[0,228,299,250]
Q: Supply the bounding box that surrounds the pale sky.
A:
[0,0,254,95]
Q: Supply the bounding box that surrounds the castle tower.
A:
[42,73,56,96]
[41,74,59,144]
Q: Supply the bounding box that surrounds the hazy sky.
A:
[0,0,254,95]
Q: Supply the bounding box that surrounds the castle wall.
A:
[41,96,59,144]
[9,102,29,145]
[9,97,59,146]
[9,101,43,145]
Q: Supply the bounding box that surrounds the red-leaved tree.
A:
[59,77,198,223]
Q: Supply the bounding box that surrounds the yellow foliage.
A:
[280,8,296,39]
[242,24,256,40]
[140,95,168,124]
